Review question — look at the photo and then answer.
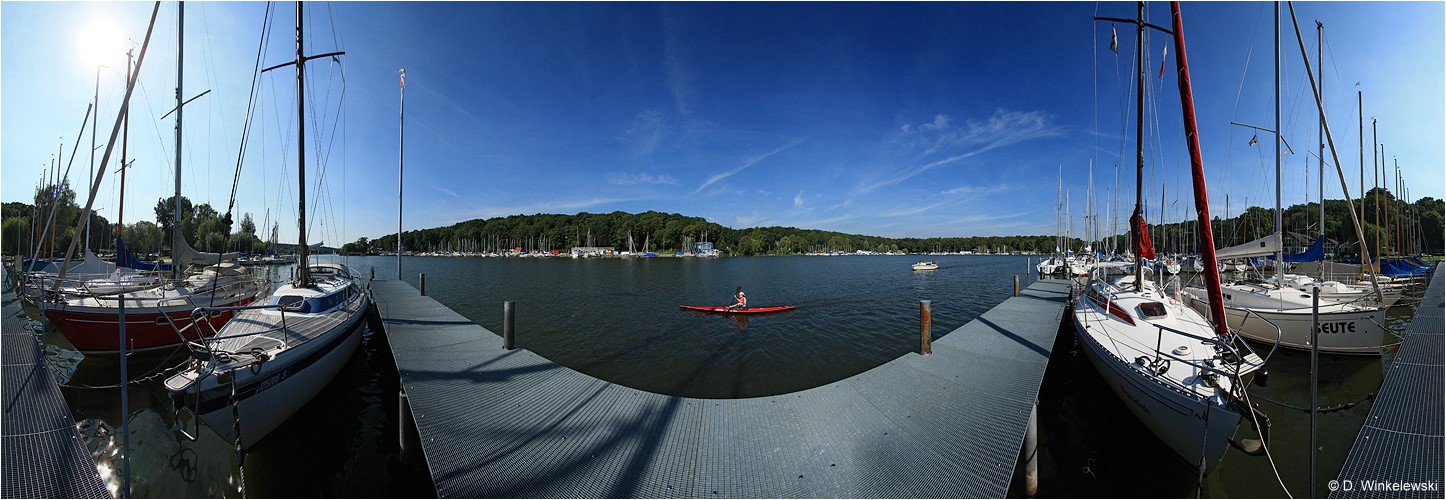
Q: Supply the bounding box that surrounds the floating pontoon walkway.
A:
[0,288,109,498]
[1332,264,1444,499]
[373,278,1073,498]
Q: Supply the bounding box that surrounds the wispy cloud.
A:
[622,110,666,163]
[941,184,1011,196]
[858,108,1062,195]
[794,192,804,209]
[609,172,679,185]
[692,138,806,195]
[429,183,460,198]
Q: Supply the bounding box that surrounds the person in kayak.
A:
[727,290,748,311]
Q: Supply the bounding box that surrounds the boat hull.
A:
[183,309,366,448]
[1073,314,1240,473]
[1185,294,1390,355]
[43,297,255,353]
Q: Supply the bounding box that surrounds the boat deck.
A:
[373,277,1073,498]
[1332,263,1443,499]
[0,288,109,498]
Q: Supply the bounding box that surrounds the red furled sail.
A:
[1132,209,1156,260]
[1170,1,1229,335]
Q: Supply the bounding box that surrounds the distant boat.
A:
[911,261,938,271]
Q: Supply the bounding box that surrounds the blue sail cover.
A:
[115,235,171,271]
[1281,236,1325,263]
[1381,258,1429,277]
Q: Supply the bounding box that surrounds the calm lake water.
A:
[33,254,1419,497]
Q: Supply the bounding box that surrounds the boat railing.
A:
[187,302,293,350]
[1147,321,1269,400]
[1233,307,1283,365]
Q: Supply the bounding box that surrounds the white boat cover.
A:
[1215,234,1282,260]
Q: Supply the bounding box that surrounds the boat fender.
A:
[1252,370,1269,387]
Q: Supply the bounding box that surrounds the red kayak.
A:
[679,305,797,314]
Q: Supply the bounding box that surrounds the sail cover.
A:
[115,235,171,271]
[1214,234,1282,260]
[1278,235,1324,263]
[172,230,241,266]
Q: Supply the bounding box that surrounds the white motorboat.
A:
[912,261,939,271]
[1037,256,1065,276]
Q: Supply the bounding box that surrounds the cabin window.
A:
[277,295,306,311]
[1137,301,1168,319]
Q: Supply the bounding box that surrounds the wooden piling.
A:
[920,299,932,355]
[1014,275,1020,297]
[419,273,426,296]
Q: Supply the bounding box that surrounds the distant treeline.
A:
[1,182,317,258]
[1112,189,1443,256]
[351,211,1066,256]
[352,189,1444,258]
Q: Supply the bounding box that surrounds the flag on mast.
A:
[1110,24,1119,53]
[1158,41,1168,77]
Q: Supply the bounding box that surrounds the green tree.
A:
[123,221,164,257]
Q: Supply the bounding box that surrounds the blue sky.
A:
[4,2,1442,246]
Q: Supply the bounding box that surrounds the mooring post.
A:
[919,299,932,355]
[1014,275,1020,297]
[399,389,414,461]
[503,301,516,350]
[419,272,426,296]
[369,266,375,281]
[1310,286,1320,498]
[1024,401,1039,497]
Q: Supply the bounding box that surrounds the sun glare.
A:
[76,19,125,71]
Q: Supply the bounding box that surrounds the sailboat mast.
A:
[1132,0,1145,291]
[398,68,405,279]
[173,1,184,280]
[1275,2,1283,288]
[1316,21,1325,280]
[1373,120,1379,263]
[295,0,310,287]
[119,49,133,243]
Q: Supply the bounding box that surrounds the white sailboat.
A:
[1182,236,1388,355]
[36,5,260,353]
[1075,2,1268,474]
[167,1,368,449]
[1181,17,1391,356]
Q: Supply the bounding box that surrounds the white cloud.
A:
[794,191,804,209]
[941,184,1010,196]
[609,172,679,185]
[693,137,805,195]
[429,183,460,198]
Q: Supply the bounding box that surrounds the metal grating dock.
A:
[1,288,109,498]
[374,278,1073,498]
[1332,264,1444,499]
